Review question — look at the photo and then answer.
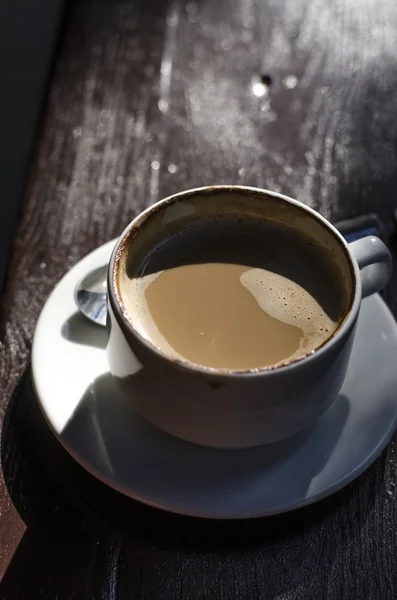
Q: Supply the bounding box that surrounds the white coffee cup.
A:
[106,186,392,448]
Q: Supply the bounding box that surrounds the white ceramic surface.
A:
[32,240,397,519]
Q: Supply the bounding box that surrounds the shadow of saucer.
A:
[2,370,376,542]
[0,368,379,597]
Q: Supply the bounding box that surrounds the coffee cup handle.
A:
[349,236,392,298]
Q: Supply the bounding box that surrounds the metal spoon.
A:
[74,265,108,327]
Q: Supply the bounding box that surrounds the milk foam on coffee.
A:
[118,216,348,370]
[240,269,336,363]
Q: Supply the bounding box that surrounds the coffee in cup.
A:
[108,186,391,448]
[118,195,350,371]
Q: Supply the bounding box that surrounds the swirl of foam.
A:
[240,268,337,362]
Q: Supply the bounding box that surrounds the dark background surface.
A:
[1,0,397,598]
[0,0,65,293]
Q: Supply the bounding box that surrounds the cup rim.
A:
[108,185,361,378]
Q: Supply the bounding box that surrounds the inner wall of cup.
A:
[115,188,355,357]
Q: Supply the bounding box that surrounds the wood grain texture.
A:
[1,0,397,597]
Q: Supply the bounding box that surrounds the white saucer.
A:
[32,240,397,519]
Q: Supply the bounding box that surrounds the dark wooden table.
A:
[1,0,397,597]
